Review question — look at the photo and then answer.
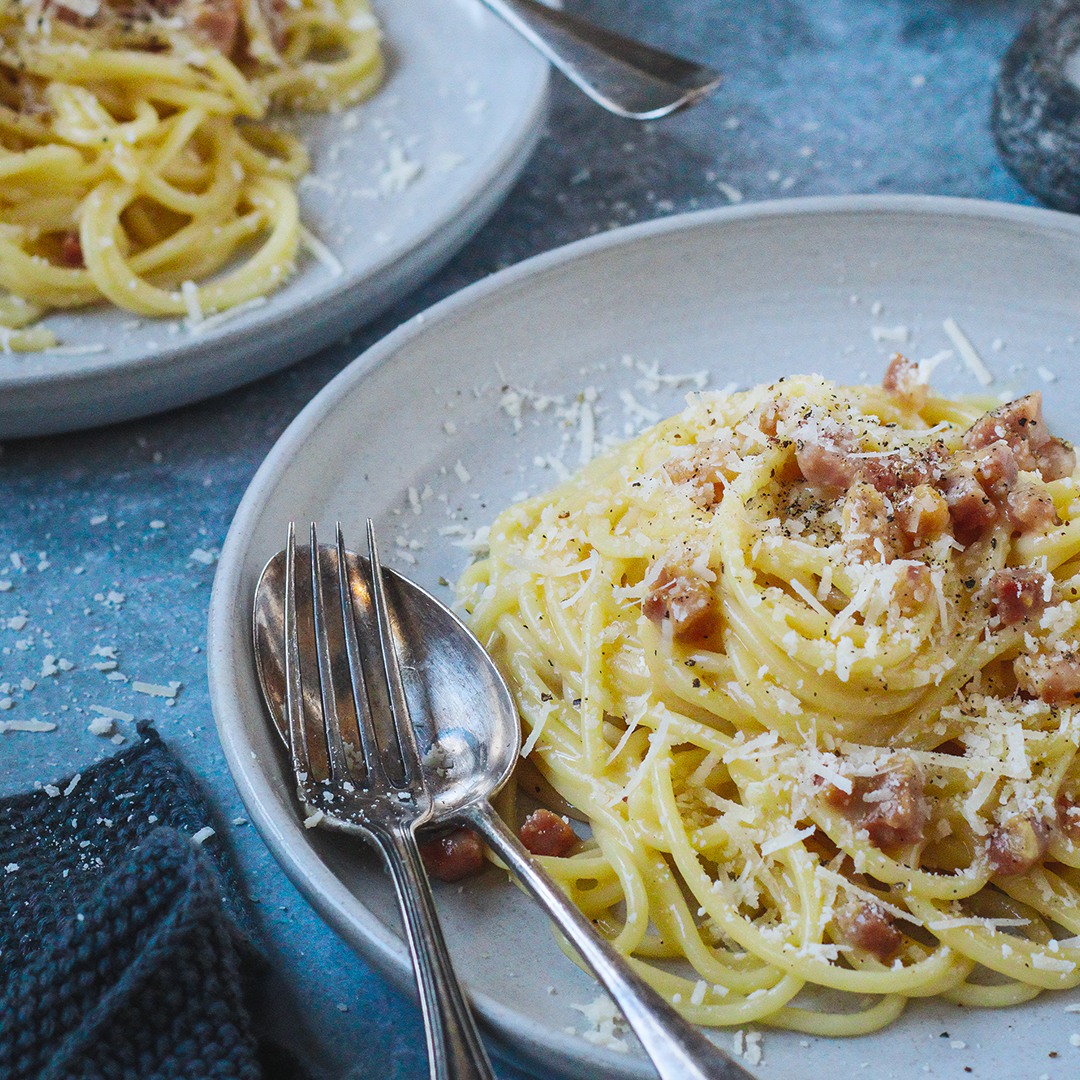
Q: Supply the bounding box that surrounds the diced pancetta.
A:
[834,897,904,962]
[969,440,1019,503]
[93,0,244,53]
[963,393,1049,471]
[895,484,950,546]
[59,231,84,268]
[663,440,731,510]
[795,423,946,501]
[942,469,997,545]
[519,809,578,857]
[823,756,929,849]
[841,482,903,564]
[47,0,98,26]
[795,440,858,494]
[419,828,484,882]
[882,353,929,411]
[987,814,1051,876]
[1015,651,1080,705]
[858,445,947,496]
[1056,791,1080,842]
[893,563,933,614]
[755,396,791,438]
[1005,482,1060,533]
[189,0,241,52]
[641,563,715,640]
[988,568,1058,627]
[1036,437,1076,482]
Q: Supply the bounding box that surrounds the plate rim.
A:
[208,193,1080,1079]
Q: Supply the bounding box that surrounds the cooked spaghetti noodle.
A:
[460,358,1080,1034]
[0,0,381,349]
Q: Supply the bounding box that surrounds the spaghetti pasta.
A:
[0,0,382,349]
[460,357,1080,1034]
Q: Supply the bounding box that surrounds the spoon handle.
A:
[373,821,497,1080]
[462,804,756,1080]
[476,0,720,120]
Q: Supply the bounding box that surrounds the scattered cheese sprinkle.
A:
[299,225,344,277]
[180,280,203,324]
[943,316,993,386]
[133,680,182,698]
[0,718,57,733]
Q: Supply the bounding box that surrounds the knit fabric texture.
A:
[0,724,269,1080]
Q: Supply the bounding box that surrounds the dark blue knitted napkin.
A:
[0,724,306,1080]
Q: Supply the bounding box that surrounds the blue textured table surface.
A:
[0,2,1039,1077]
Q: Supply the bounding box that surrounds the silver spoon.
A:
[478,0,721,120]
[254,540,754,1080]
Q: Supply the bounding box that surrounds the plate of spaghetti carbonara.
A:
[209,196,1080,1080]
[462,362,1080,1037]
[0,0,547,436]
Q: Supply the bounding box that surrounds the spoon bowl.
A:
[254,545,519,820]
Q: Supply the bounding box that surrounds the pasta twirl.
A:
[460,358,1080,1034]
[0,0,382,349]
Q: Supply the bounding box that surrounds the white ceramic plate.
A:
[0,0,547,438]
[208,196,1080,1080]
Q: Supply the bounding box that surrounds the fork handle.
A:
[372,822,496,1080]
[462,803,756,1080]
[476,0,720,120]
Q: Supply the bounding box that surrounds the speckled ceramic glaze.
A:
[209,196,1080,1080]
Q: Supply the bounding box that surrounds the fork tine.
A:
[366,519,425,787]
[309,523,354,786]
[284,522,311,795]
[335,522,387,788]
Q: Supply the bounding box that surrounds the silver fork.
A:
[283,521,495,1080]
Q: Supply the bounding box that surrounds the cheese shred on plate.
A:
[460,357,1080,1036]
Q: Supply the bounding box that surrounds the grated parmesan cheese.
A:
[0,718,56,733]
[928,917,1029,930]
[133,680,181,698]
[871,325,909,343]
[88,716,115,737]
[760,824,815,856]
[180,280,202,324]
[943,317,994,386]
[916,349,952,383]
[1032,952,1077,973]
[572,996,629,1053]
[187,296,268,335]
[299,225,344,277]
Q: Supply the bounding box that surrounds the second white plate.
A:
[209,195,1080,1080]
[0,0,547,438]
